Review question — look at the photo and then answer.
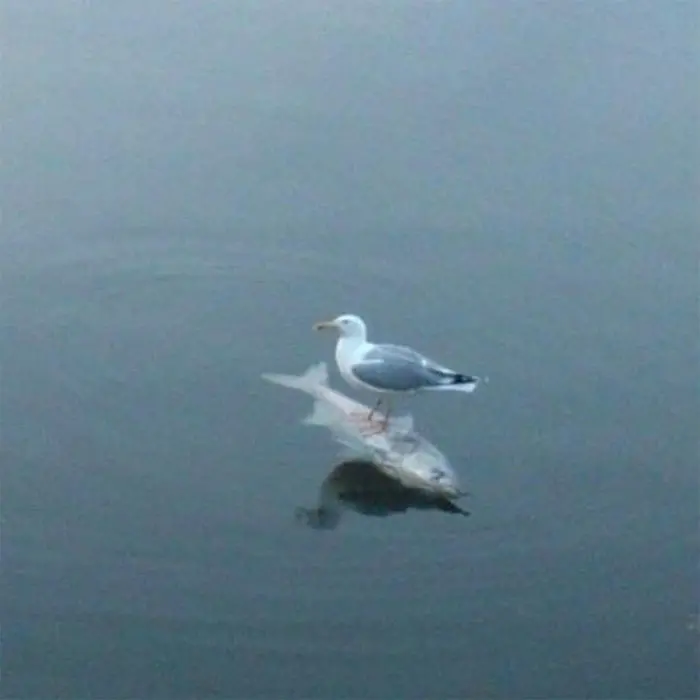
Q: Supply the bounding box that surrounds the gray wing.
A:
[350,344,457,391]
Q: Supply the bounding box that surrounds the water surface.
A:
[3,2,698,698]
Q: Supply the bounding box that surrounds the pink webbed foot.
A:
[348,411,387,436]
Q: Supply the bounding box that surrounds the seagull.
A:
[313,313,479,430]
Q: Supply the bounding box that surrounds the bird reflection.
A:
[296,458,469,530]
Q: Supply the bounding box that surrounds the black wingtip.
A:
[453,374,478,385]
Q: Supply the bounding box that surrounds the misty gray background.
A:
[2,1,698,698]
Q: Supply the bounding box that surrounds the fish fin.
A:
[262,362,329,394]
[386,413,415,434]
[302,396,347,428]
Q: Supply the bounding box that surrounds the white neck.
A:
[335,335,366,368]
[337,334,364,354]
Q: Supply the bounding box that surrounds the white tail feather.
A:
[426,378,480,393]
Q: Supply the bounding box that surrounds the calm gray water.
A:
[3,2,698,698]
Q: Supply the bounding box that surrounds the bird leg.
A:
[381,397,393,430]
[368,397,392,432]
[360,397,393,434]
[367,397,383,422]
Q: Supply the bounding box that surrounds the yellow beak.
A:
[313,320,336,331]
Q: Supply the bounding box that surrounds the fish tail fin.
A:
[261,362,329,395]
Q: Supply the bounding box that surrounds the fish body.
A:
[262,363,464,499]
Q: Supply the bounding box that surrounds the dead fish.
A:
[262,362,466,500]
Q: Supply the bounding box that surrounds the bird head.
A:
[313,314,367,339]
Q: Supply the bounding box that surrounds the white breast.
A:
[335,338,369,391]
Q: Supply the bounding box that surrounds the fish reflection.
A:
[296,458,469,531]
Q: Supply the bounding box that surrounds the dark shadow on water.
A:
[296,458,469,530]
